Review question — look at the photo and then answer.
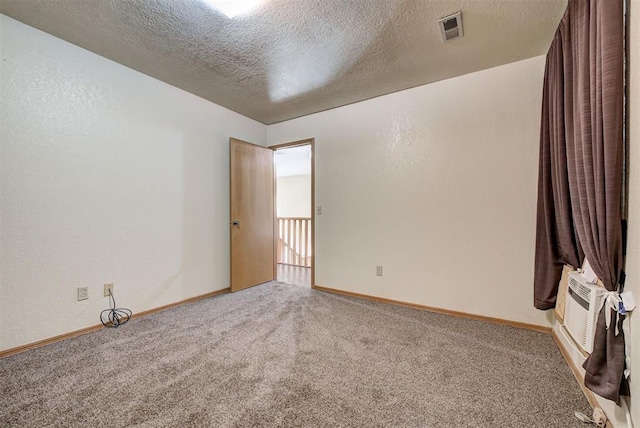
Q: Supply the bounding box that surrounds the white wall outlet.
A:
[316,206,322,215]
[104,283,114,297]
[376,265,383,276]
[77,287,89,301]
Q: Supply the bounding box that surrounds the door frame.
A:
[270,138,315,288]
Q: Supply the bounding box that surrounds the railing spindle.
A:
[300,220,304,267]
[276,217,312,268]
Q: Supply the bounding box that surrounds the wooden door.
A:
[230,138,275,292]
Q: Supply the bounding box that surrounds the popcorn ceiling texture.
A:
[0,0,567,124]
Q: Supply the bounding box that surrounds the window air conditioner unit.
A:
[563,272,604,354]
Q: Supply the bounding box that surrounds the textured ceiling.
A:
[0,0,567,124]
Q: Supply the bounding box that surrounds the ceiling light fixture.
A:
[203,0,265,18]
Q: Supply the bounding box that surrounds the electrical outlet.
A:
[376,265,383,276]
[77,287,89,301]
[316,206,322,215]
[104,283,114,297]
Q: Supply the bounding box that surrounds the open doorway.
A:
[272,139,314,287]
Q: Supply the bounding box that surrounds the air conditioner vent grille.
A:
[564,272,604,354]
[438,12,463,42]
[443,18,457,31]
[569,276,592,302]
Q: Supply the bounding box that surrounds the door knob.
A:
[232,220,240,226]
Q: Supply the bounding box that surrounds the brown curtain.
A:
[533,27,583,309]
[534,0,626,402]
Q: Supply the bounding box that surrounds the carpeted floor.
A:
[1,282,591,427]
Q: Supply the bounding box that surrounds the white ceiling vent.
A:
[438,12,463,42]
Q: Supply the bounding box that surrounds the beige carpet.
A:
[1,282,591,427]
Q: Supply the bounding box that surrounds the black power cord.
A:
[100,289,132,328]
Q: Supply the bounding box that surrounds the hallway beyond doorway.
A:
[277,264,311,287]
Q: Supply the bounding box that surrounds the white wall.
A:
[277,175,312,217]
[268,56,548,326]
[0,15,266,352]
[625,0,639,425]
